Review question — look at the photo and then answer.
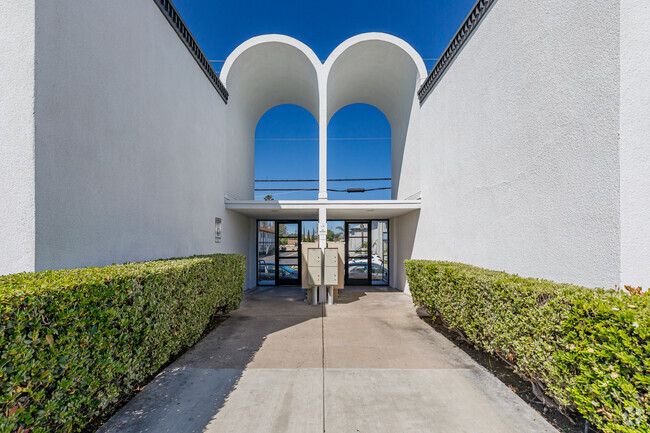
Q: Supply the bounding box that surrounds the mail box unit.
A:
[307,248,322,286]
[323,248,339,286]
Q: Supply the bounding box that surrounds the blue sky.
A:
[173,0,476,199]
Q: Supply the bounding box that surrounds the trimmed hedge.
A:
[1,254,245,433]
[405,260,649,433]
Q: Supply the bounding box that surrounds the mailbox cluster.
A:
[307,248,339,304]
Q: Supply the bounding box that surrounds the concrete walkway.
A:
[99,286,558,433]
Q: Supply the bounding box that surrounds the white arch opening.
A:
[325,33,426,199]
[222,33,425,201]
[222,35,322,125]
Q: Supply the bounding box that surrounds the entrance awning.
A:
[225,199,421,219]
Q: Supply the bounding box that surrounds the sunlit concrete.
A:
[99,287,558,433]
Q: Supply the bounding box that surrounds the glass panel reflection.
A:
[278,223,299,238]
[347,222,369,282]
[327,221,345,242]
[276,222,300,282]
[301,221,318,243]
[278,259,299,280]
[371,220,389,285]
[347,222,368,260]
[348,263,368,280]
[257,221,276,285]
[279,244,299,258]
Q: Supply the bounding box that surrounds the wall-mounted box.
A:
[324,248,339,286]
[308,248,321,267]
[214,217,222,243]
[324,248,338,267]
[307,248,322,286]
[324,266,338,286]
[308,267,322,286]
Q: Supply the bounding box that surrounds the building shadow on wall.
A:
[395,209,420,289]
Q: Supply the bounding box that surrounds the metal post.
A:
[311,286,318,306]
[318,206,327,304]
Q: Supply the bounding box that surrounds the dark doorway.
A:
[256,220,302,286]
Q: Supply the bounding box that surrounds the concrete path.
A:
[99,286,558,433]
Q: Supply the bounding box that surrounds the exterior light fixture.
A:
[215,218,222,243]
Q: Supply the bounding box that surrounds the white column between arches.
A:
[318,77,328,201]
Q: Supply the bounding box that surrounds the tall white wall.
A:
[620,0,650,289]
[0,1,36,275]
[408,0,621,288]
[31,0,251,274]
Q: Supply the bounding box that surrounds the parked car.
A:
[258,261,298,282]
[278,265,299,279]
[348,262,388,283]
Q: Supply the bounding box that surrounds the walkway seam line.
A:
[321,303,325,433]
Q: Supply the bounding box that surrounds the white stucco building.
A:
[1,0,649,291]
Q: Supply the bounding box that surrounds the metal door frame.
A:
[345,220,371,286]
[276,220,302,286]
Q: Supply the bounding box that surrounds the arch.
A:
[222,33,426,200]
[255,104,319,200]
[324,33,426,123]
[327,103,392,200]
[221,35,322,125]
[325,33,426,199]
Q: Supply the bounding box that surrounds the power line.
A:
[329,187,391,193]
[255,189,310,199]
[256,188,319,191]
[256,188,318,191]
[255,187,391,193]
[210,58,439,62]
[256,178,391,183]
[255,137,390,141]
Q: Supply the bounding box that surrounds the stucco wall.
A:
[0,0,36,275]
[410,0,621,288]
[2,0,642,292]
[620,0,650,288]
[32,0,251,274]
[392,211,419,292]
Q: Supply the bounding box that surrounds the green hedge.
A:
[405,260,649,433]
[0,254,245,433]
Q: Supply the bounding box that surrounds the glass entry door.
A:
[345,221,370,285]
[370,220,389,285]
[277,222,300,285]
[257,219,387,287]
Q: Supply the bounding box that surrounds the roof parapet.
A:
[153,0,229,103]
[418,0,497,104]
